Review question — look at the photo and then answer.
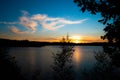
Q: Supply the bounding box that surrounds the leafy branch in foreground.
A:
[74,0,120,80]
[52,35,75,80]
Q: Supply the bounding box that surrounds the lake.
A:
[8,46,103,80]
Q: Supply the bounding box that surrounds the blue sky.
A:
[0,0,106,42]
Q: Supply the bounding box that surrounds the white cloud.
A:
[10,26,28,34]
[30,13,87,30]
[2,10,88,34]
[19,16,37,31]
[31,14,47,21]
[41,21,64,30]
[58,19,87,24]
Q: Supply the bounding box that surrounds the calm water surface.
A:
[9,46,103,80]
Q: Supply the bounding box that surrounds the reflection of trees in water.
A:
[0,47,24,80]
[81,50,120,80]
[52,36,75,80]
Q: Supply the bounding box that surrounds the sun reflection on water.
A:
[73,46,82,68]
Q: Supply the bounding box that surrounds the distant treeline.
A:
[0,38,116,47]
[0,38,47,47]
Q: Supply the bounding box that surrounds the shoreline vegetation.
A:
[0,38,116,47]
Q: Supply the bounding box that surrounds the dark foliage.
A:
[52,37,75,80]
[0,47,24,80]
[74,0,120,44]
[74,0,120,80]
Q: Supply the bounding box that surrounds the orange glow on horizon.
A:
[70,35,82,43]
[2,35,107,43]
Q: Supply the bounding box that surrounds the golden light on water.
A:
[73,46,81,67]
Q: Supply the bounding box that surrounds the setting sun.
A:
[71,36,82,43]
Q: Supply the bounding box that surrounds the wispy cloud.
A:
[1,10,88,34]
[31,14,47,21]
[58,19,87,24]
[41,21,64,30]
[31,14,87,30]
[18,12,87,31]
[19,16,37,31]
[9,26,28,34]
[0,21,18,24]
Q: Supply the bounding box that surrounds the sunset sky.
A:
[0,0,106,43]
